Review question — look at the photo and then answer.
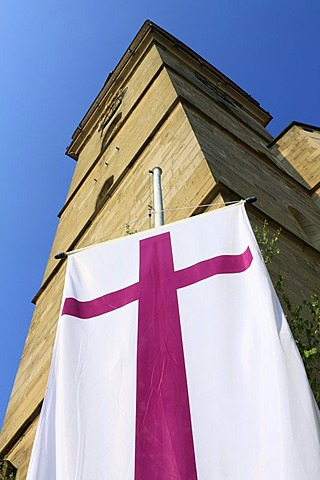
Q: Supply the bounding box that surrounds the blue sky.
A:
[0,0,319,429]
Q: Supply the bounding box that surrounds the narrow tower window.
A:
[289,206,320,250]
[95,176,114,212]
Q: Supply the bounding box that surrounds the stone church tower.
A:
[1,21,319,479]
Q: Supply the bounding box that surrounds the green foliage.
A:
[0,473,15,480]
[275,278,320,405]
[254,220,320,406]
[0,460,16,480]
[254,220,281,265]
[125,223,137,236]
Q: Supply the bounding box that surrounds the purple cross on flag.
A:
[27,203,320,480]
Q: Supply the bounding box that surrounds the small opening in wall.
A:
[288,206,320,250]
[95,176,114,212]
[0,459,17,479]
[101,113,122,152]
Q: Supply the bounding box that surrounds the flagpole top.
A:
[244,196,257,204]
[149,166,163,175]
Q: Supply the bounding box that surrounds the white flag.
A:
[27,203,320,479]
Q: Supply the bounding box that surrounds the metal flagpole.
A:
[150,167,164,227]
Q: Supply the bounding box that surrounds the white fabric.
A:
[27,203,320,479]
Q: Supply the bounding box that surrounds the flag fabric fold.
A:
[26,203,320,480]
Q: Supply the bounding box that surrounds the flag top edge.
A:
[66,201,246,257]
